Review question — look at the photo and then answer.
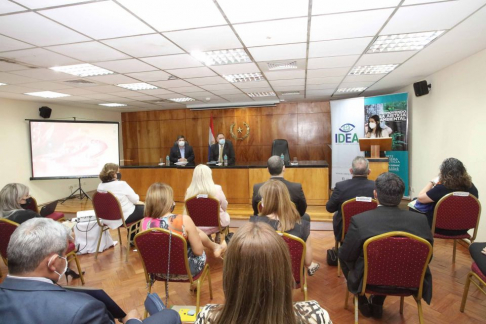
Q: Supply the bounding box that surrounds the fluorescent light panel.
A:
[24,91,70,98]
[50,63,114,77]
[191,49,251,66]
[224,72,264,83]
[247,92,276,97]
[116,83,158,90]
[99,103,127,107]
[267,61,297,71]
[281,91,300,95]
[168,97,195,102]
[0,83,7,86]
[368,31,445,53]
[349,64,398,75]
[337,87,367,93]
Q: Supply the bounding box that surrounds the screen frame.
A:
[28,119,120,180]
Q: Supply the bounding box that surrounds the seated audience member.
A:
[416,157,478,235]
[0,218,181,324]
[252,156,309,220]
[210,133,235,165]
[142,183,226,278]
[0,183,41,224]
[326,156,375,241]
[169,135,195,165]
[97,163,144,241]
[339,173,433,319]
[250,180,319,276]
[195,222,332,324]
[184,165,230,241]
[469,242,486,276]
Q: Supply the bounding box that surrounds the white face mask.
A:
[48,254,68,283]
[219,139,225,145]
[178,140,185,147]
[369,122,376,129]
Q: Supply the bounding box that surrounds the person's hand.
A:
[178,158,187,162]
[122,309,141,323]
[136,201,145,205]
[430,176,440,185]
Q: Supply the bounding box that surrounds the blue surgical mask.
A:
[219,139,225,145]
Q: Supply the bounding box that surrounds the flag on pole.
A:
[208,113,216,161]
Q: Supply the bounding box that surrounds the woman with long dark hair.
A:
[365,115,390,138]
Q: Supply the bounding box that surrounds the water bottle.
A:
[166,155,170,166]
[280,153,284,162]
[223,154,228,166]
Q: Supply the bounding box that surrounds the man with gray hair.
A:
[0,218,180,324]
[327,156,375,241]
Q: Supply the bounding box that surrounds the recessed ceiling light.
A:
[267,61,297,71]
[368,31,445,53]
[247,92,276,97]
[349,64,398,75]
[336,87,367,93]
[0,83,7,86]
[191,49,251,66]
[24,91,71,98]
[281,91,300,96]
[116,83,158,90]
[99,103,128,107]
[50,64,114,77]
[224,73,264,83]
[168,97,196,103]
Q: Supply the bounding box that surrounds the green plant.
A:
[390,132,406,150]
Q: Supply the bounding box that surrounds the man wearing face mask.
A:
[0,218,181,324]
[169,135,195,165]
[210,133,235,165]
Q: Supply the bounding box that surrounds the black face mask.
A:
[21,197,33,209]
[116,172,122,180]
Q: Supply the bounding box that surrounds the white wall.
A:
[402,47,486,241]
[0,98,122,204]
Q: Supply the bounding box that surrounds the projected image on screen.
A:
[30,121,119,179]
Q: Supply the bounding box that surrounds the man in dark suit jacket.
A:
[0,218,180,324]
[339,173,434,319]
[210,133,235,165]
[327,156,375,241]
[252,156,309,220]
[169,135,195,165]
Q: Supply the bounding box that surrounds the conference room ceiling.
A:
[1,0,486,112]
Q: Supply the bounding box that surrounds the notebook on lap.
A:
[40,200,58,217]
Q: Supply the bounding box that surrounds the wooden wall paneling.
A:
[297,113,331,145]
[137,121,160,148]
[159,120,185,150]
[260,114,298,146]
[211,169,249,204]
[261,102,298,115]
[160,147,174,162]
[185,117,209,148]
[137,148,163,164]
[248,168,271,202]
[122,122,138,149]
[284,168,329,203]
[297,101,330,114]
[122,148,139,166]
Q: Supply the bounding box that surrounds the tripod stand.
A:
[61,178,91,204]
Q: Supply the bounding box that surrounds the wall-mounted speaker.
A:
[413,80,431,97]
[39,106,52,118]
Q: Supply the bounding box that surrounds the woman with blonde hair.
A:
[251,180,320,275]
[0,183,40,224]
[142,183,226,277]
[184,164,230,227]
[195,222,331,324]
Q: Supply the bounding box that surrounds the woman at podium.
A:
[365,115,392,138]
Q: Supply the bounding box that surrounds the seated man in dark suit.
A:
[169,135,195,165]
[327,156,375,241]
[0,218,181,324]
[210,133,235,165]
[339,173,433,319]
[252,156,309,221]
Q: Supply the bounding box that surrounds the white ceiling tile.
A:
[152,93,186,99]
[402,0,449,4]
[86,74,139,85]
[112,90,149,98]
[307,67,349,78]
[309,37,373,58]
[356,52,416,66]
[168,86,204,93]
[56,95,93,101]
[125,71,171,82]
[41,2,153,39]
[101,34,183,58]
[234,81,271,89]
[141,54,203,70]
[0,84,47,93]
[257,59,306,72]
[176,91,213,98]
[269,79,305,87]
[264,70,305,80]
[10,68,72,81]
[210,63,260,75]
[272,85,305,91]
[22,81,72,90]
[93,59,156,74]
[137,88,174,95]
[0,35,33,52]
[0,1,26,14]
[248,43,307,61]
[0,12,89,46]
[187,76,228,86]
[0,61,28,72]
[163,26,242,52]
[200,84,237,91]
[220,94,252,101]
[167,67,217,78]
[279,94,305,100]
[342,75,384,83]
[123,94,159,101]
[307,77,344,85]
[382,1,486,35]
[89,85,133,93]
[14,0,92,9]
[308,55,360,69]
[306,83,339,90]
[0,48,81,67]
[47,42,130,62]
[217,0,308,23]
[234,18,308,47]
[311,9,393,41]
[208,88,243,95]
[312,0,400,15]
[241,87,273,93]
[150,80,194,88]
[118,0,227,31]
[83,93,128,100]
[339,81,376,88]
[0,72,41,84]
[60,88,97,95]
[306,89,334,96]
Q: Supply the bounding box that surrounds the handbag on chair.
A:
[327,247,338,266]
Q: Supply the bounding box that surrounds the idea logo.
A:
[335,123,358,144]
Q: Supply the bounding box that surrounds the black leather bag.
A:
[327,247,338,266]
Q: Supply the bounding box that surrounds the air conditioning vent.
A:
[281,91,301,96]
[267,61,297,71]
[64,79,96,84]
[168,75,179,80]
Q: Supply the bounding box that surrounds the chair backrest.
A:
[0,219,19,262]
[280,232,306,286]
[341,197,378,240]
[22,196,39,214]
[271,139,290,164]
[184,195,221,228]
[134,228,193,282]
[432,192,481,237]
[92,191,125,225]
[362,231,432,298]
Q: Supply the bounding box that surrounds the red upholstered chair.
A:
[184,195,229,239]
[66,241,85,285]
[280,232,308,301]
[460,260,486,312]
[134,228,212,315]
[337,197,378,276]
[344,231,432,324]
[431,192,481,263]
[0,219,18,277]
[23,197,65,222]
[92,191,142,262]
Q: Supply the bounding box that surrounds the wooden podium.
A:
[359,138,392,180]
